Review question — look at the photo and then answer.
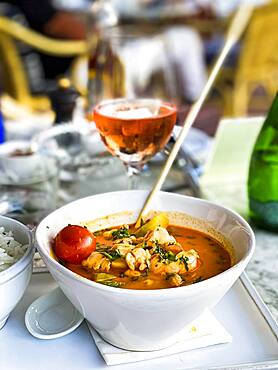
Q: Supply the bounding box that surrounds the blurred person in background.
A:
[196,0,268,65]
[197,0,268,17]
[0,0,208,104]
[0,0,268,92]
[0,0,87,89]
[116,26,207,103]
[111,0,208,103]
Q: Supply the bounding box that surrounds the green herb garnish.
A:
[95,273,123,287]
[95,273,117,282]
[155,245,177,263]
[155,244,164,259]
[101,250,122,261]
[165,251,177,261]
[99,280,123,288]
[179,256,189,271]
[112,227,130,240]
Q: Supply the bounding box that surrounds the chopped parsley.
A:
[100,250,122,261]
[155,245,177,263]
[155,245,165,259]
[141,241,147,249]
[95,274,123,288]
[165,251,177,262]
[154,245,191,271]
[112,227,130,240]
[99,280,123,288]
[179,256,189,271]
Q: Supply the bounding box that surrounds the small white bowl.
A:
[36,191,255,351]
[0,141,41,181]
[0,216,34,329]
[25,287,84,339]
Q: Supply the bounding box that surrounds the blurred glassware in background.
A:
[87,22,181,188]
[87,25,176,108]
[31,120,210,203]
[88,0,118,29]
[109,0,204,19]
[86,20,207,188]
[32,123,125,184]
[87,22,206,111]
[0,141,58,226]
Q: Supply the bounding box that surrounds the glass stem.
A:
[125,164,142,190]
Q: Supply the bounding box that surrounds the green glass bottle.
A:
[248,93,278,231]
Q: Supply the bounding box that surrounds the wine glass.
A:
[93,98,177,188]
[88,25,179,188]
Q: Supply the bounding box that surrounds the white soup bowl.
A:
[36,191,255,351]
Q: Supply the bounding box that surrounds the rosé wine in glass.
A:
[93,98,177,188]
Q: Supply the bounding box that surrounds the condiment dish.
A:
[0,141,41,180]
[25,287,84,339]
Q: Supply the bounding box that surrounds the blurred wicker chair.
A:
[0,16,88,112]
[224,2,278,116]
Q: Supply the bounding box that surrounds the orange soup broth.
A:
[64,224,231,290]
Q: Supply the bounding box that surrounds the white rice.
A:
[0,226,28,272]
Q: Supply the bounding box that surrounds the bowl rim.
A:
[0,215,34,284]
[36,190,255,296]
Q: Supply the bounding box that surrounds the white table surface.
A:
[1,273,277,370]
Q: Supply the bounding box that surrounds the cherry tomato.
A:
[54,225,96,264]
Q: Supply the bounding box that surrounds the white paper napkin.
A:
[87,310,232,366]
